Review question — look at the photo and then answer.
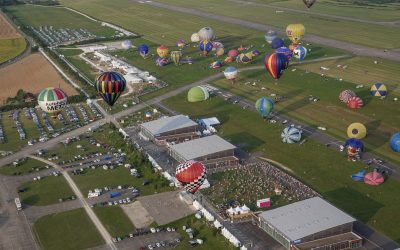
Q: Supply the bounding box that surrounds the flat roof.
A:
[259,197,356,242]
[170,135,236,161]
[141,115,197,136]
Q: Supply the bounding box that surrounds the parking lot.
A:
[116,231,180,250]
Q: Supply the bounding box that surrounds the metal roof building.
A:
[258,197,362,250]
[169,135,238,168]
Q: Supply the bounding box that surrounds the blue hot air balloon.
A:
[293,45,307,61]
[276,46,293,61]
[138,44,149,58]
[390,132,400,152]
[264,30,277,44]
[281,127,302,143]
[255,97,274,118]
[271,38,284,49]
[345,138,364,151]
[199,40,213,56]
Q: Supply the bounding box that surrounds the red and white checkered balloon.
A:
[175,160,207,194]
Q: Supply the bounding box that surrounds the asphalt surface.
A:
[136,0,400,62]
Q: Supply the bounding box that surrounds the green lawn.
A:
[4,5,115,37]
[163,92,400,242]
[18,175,74,206]
[165,215,236,250]
[33,208,105,250]
[93,206,135,237]
[211,66,400,165]
[0,37,26,64]
[155,0,400,49]
[0,158,49,176]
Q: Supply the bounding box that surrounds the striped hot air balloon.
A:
[200,40,213,56]
[175,161,207,194]
[281,127,302,143]
[264,53,288,80]
[209,61,222,69]
[276,46,293,61]
[347,96,363,109]
[339,90,356,103]
[170,51,182,65]
[223,66,238,81]
[370,83,387,97]
[255,97,274,118]
[38,87,68,114]
[156,57,169,66]
[95,71,126,106]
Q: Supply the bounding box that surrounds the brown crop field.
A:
[0,53,78,104]
[0,13,20,39]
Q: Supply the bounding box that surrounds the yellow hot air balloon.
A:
[347,122,367,139]
[157,45,169,58]
[286,24,305,45]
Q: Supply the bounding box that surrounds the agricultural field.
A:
[4,5,115,37]
[0,157,49,176]
[33,208,105,250]
[154,0,400,49]
[93,206,135,237]
[0,53,78,104]
[0,13,26,63]
[18,175,75,206]
[164,215,236,250]
[210,63,400,165]
[163,92,400,241]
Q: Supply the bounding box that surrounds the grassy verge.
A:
[93,206,135,237]
[0,37,27,64]
[0,158,49,176]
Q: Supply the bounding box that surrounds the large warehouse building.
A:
[169,135,239,168]
[140,115,199,144]
[258,197,362,250]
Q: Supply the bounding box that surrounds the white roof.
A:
[259,197,355,242]
[141,115,197,136]
[170,135,236,161]
[200,117,220,126]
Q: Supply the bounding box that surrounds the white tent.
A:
[193,200,203,210]
[241,204,250,213]
[213,220,223,229]
[226,207,235,215]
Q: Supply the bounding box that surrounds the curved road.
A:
[136,0,400,62]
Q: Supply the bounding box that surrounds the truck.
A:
[15,198,22,210]
[110,192,121,199]
[88,124,100,132]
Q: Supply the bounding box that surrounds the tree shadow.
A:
[22,194,40,206]
[364,119,391,148]
[324,187,384,223]
[356,88,374,106]
[276,88,307,116]
[227,132,265,152]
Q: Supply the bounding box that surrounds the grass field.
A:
[18,175,74,206]
[0,37,26,64]
[165,215,236,250]
[211,66,400,165]
[163,93,400,242]
[93,206,135,237]
[33,208,104,250]
[155,0,400,49]
[4,5,115,37]
[0,158,49,176]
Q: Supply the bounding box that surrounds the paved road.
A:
[29,156,118,250]
[230,0,400,27]
[137,0,400,62]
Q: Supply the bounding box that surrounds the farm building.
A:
[258,197,362,250]
[140,115,199,144]
[169,135,238,168]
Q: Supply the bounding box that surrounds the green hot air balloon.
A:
[187,86,209,102]
[255,97,274,118]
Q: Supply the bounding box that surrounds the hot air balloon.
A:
[191,33,200,43]
[339,90,356,103]
[276,46,293,61]
[38,87,68,115]
[293,45,307,61]
[212,41,224,51]
[255,97,274,118]
[223,66,238,82]
[187,86,209,102]
[209,61,222,69]
[237,53,253,64]
[199,40,213,56]
[224,56,233,63]
[347,96,363,109]
[281,127,302,143]
[157,45,169,58]
[176,39,186,48]
[390,132,400,152]
[286,24,305,45]
[264,53,288,80]
[95,71,126,107]
[364,171,384,186]
[265,30,277,44]
[175,160,207,194]
[251,49,260,57]
[289,43,298,52]
[198,27,215,41]
[138,44,149,58]
[227,49,239,58]
[370,83,387,97]
[215,47,225,57]
[181,57,194,64]
[271,38,284,49]
[156,57,169,66]
[170,51,182,65]
[347,122,367,139]
[121,40,132,50]
[345,138,364,160]
[303,0,316,8]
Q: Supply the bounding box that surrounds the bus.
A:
[15,198,22,210]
